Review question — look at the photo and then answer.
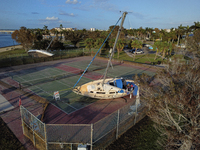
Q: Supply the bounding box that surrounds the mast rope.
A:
[73,17,122,88]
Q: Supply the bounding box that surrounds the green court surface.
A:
[9,58,155,114]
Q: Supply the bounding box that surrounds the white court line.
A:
[22,71,79,111]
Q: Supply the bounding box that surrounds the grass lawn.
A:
[0,49,28,60]
[0,46,188,66]
[100,49,163,64]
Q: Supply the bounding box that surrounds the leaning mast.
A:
[102,12,128,86]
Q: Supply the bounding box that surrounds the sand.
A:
[0,45,23,53]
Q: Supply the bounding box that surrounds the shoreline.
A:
[0,45,23,53]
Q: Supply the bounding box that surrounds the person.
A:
[127,83,130,91]
[130,84,134,91]
[19,82,21,90]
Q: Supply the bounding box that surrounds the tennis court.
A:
[7,56,155,114]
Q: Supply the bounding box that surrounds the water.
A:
[0,33,20,48]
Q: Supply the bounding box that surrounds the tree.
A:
[108,25,125,39]
[169,28,177,44]
[108,38,116,49]
[84,38,95,55]
[43,25,49,35]
[136,58,200,150]
[186,30,200,58]
[59,24,63,41]
[116,39,126,58]
[176,24,185,46]
[12,27,35,51]
[190,21,200,31]
[161,41,172,60]
[64,30,84,47]
[153,41,172,60]
[88,30,101,40]
[94,38,106,55]
[131,40,142,61]
[145,27,154,40]
[50,28,59,38]
[34,28,43,41]
[153,41,162,60]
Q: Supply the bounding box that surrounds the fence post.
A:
[90,124,93,150]
[134,103,137,125]
[44,124,48,150]
[31,114,36,146]
[134,87,140,124]
[33,132,36,146]
[20,105,25,134]
[116,109,120,139]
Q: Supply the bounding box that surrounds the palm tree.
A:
[84,38,95,55]
[64,30,84,47]
[169,28,177,44]
[159,29,166,41]
[190,21,200,31]
[116,39,126,59]
[145,27,153,40]
[94,38,105,55]
[153,41,162,60]
[43,25,49,36]
[131,40,142,61]
[184,25,191,47]
[59,24,64,41]
[161,41,171,60]
[176,24,185,46]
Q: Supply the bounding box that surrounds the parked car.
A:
[135,49,144,54]
[129,49,135,53]
[148,46,153,50]
[144,44,151,47]
[132,49,144,54]
[138,50,144,54]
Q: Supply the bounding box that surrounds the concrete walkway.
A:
[0,81,43,150]
[0,94,14,112]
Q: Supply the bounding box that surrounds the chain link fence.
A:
[20,97,146,150]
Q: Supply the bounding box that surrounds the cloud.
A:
[39,16,59,22]
[32,12,39,14]
[65,0,81,4]
[45,16,59,21]
[59,11,76,17]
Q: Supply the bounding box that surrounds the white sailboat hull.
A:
[73,78,138,99]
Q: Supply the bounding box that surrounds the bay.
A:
[0,34,20,48]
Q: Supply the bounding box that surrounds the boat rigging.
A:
[73,12,139,99]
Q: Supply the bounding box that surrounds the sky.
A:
[0,0,200,30]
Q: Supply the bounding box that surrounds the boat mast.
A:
[102,11,127,86]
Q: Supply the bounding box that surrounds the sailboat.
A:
[73,12,139,99]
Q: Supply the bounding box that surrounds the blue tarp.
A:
[115,79,123,89]
[126,82,138,96]
[132,83,138,96]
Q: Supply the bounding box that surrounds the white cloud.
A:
[59,11,76,17]
[45,16,59,21]
[65,0,81,4]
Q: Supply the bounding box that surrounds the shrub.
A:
[34,57,45,63]
[23,57,34,64]
[53,56,61,60]
[0,59,12,67]
[44,57,53,61]
[11,58,23,66]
